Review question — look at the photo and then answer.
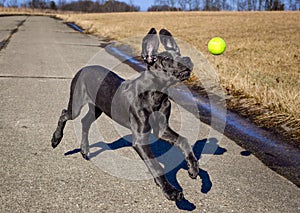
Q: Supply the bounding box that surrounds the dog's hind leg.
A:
[80,104,102,159]
[51,108,71,148]
[51,100,86,149]
[51,71,87,149]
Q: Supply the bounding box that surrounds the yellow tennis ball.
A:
[208,37,226,55]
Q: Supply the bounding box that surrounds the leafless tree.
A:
[193,0,201,10]
[96,0,105,4]
[178,0,187,10]
[251,0,257,10]
[288,0,298,10]
[57,0,66,7]
[7,0,18,7]
[185,0,193,10]
[168,0,177,7]
[0,0,6,6]
[154,0,169,5]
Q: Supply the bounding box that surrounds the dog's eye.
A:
[142,55,147,61]
[164,56,171,61]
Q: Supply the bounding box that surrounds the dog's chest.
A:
[137,90,167,112]
[110,82,168,127]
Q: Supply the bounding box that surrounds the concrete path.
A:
[0,16,299,212]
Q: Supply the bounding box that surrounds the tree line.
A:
[0,0,140,12]
[1,0,298,11]
[150,0,299,11]
[60,0,139,12]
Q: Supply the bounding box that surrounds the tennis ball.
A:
[208,37,226,55]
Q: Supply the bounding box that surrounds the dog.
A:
[51,28,199,201]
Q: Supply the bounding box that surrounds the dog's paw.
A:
[188,160,199,179]
[51,133,62,149]
[80,143,90,160]
[80,151,90,160]
[163,185,184,201]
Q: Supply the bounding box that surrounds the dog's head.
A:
[141,28,193,83]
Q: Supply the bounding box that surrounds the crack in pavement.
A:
[0,16,28,51]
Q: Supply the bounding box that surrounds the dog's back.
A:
[70,65,125,118]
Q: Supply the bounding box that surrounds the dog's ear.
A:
[159,29,180,55]
[141,28,159,64]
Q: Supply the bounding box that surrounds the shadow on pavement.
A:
[65,136,227,211]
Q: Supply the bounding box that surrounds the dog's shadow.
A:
[65,136,226,211]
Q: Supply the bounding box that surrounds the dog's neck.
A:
[146,65,178,88]
[130,70,161,93]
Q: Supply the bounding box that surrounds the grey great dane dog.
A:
[51,28,199,201]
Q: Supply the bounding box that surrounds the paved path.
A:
[0,16,299,212]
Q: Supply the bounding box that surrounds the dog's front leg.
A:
[130,113,183,201]
[152,100,199,179]
[160,127,199,179]
[132,133,184,201]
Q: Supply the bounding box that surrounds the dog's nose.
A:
[143,55,157,65]
[182,57,193,70]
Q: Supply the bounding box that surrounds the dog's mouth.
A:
[176,58,193,81]
[176,69,191,81]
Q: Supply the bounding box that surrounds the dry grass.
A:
[0,6,53,15]
[57,12,300,144]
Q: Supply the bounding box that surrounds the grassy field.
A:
[57,12,300,144]
[0,7,55,15]
[1,8,299,143]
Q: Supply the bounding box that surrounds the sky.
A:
[6,0,300,10]
[121,0,155,11]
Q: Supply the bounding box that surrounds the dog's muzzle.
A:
[177,57,193,81]
[177,69,191,81]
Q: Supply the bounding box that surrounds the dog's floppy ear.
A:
[159,29,180,55]
[141,28,159,64]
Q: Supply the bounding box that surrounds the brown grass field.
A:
[1,9,299,144]
[0,7,55,15]
[57,11,300,144]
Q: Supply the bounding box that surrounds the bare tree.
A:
[168,0,177,7]
[7,0,18,7]
[204,0,211,10]
[155,0,169,5]
[96,0,105,4]
[247,0,251,10]
[186,0,193,10]
[237,0,248,10]
[265,0,271,10]
[178,0,187,10]
[57,0,66,8]
[288,0,298,10]
[128,0,134,6]
[251,0,257,10]
[258,0,263,10]
[216,0,221,9]
[193,0,201,10]
[222,0,227,9]
[0,0,6,6]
